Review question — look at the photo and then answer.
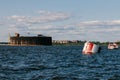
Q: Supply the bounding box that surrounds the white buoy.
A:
[82,41,100,54]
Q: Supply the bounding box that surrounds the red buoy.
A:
[82,41,100,54]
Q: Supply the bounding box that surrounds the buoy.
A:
[82,41,100,54]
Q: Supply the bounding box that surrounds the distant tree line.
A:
[1,41,120,46]
[53,40,120,46]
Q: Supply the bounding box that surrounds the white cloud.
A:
[38,10,51,14]
[78,20,120,27]
[72,20,120,41]
[8,11,71,24]
[6,11,72,37]
[76,20,120,33]
[2,10,120,42]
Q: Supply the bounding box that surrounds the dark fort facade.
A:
[9,33,52,46]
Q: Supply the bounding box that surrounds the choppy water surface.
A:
[0,46,120,80]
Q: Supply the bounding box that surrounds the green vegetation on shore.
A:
[0,41,120,46]
[53,41,120,46]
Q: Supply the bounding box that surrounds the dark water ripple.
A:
[0,46,120,80]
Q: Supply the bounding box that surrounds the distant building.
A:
[9,33,52,46]
[52,40,82,44]
[52,40,71,44]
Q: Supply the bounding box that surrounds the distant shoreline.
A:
[0,41,119,46]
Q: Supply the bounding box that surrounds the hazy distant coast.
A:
[52,40,117,46]
[1,40,120,46]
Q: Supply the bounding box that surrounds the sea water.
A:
[0,45,120,80]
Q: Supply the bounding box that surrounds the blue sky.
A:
[1,0,120,42]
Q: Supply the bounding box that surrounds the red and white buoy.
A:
[82,41,100,54]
